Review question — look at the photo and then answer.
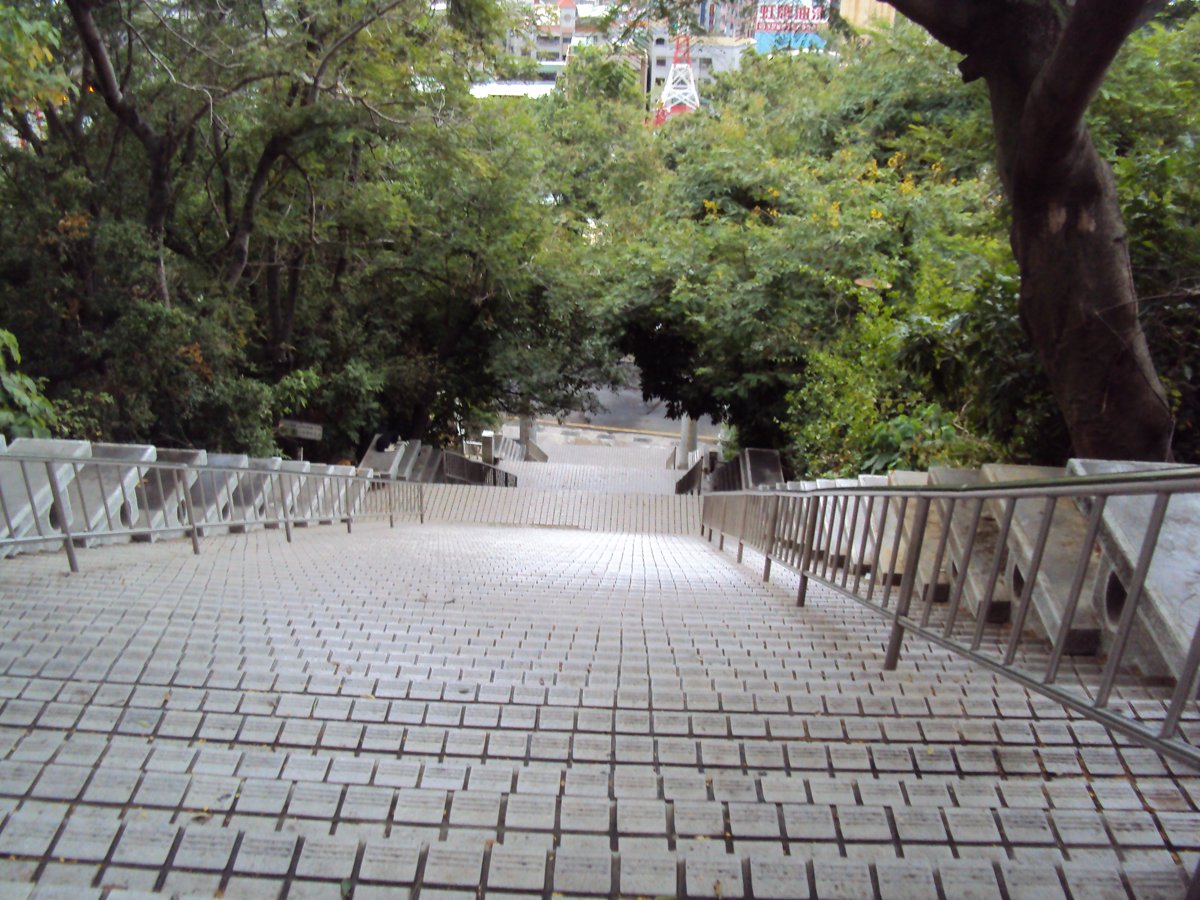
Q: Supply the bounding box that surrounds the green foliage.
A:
[599,24,1028,468]
[859,404,996,474]
[1092,16,1200,459]
[0,329,55,439]
[52,389,116,443]
[559,45,643,104]
[0,6,68,110]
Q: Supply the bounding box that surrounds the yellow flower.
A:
[870,208,883,220]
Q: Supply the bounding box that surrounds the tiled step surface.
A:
[423,485,699,533]
[533,442,677,470]
[495,462,681,495]
[0,523,1195,899]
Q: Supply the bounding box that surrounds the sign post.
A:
[277,420,324,460]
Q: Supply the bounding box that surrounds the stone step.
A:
[534,441,677,470]
[497,460,680,494]
[423,485,699,533]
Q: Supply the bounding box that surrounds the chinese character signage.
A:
[755,1,828,53]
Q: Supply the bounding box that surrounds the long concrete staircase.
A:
[0,434,1196,899]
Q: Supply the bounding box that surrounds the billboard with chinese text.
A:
[754,1,827,53]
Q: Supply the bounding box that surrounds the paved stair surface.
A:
[494,461,681,495]
[0,521,1195,898]
[522,441,677,470]
[424,485,699,534]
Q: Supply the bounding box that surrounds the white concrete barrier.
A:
[132,448,207,541]
[229,457,282,533]
[69,443,156,546]
[1,438,91,555]
[1068,459,1200,681]
[193,453,249,536]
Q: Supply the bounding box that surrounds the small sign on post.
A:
[278,420,324,441]
[278,420,324,460]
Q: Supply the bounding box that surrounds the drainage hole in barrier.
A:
[1105,572,1128,626]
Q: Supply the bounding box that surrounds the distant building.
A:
[496,0,895,99]
[839,0,895,29]
[506,0,611,82]
[647,29,753,93]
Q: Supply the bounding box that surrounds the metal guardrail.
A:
[701,469,1200,772]
[442,451,519,487]
[0,453,425,573]
[675,459,704,495]
[524,439,549,463]
[709,448,784,493]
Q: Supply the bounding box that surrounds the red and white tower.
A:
[653,34,700,126]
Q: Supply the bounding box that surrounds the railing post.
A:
[419,484,425,524]
[736,496,750,563]
[45,461,79,573]
[181,477,202,556]
[797,495,821,607]
[762,495,781,582]
[278,472,294,543]
[883,496,930,670]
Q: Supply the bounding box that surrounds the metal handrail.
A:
[701,468,1200,771]
[0,452,425,572]
[675,458,704,495]
[442,451,519,487]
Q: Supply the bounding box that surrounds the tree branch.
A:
[223,132,292,285]
[7,111,44,156]
[882,0,976,53]
[304,0,407,104]
[1019,0,1153,183]
[65,0,161,151]
[283,151,318,244]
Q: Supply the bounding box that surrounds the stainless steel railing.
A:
[675,459,704,495]
[0,452,424,572]
[442,450,519,487]
[701,468,1200,771]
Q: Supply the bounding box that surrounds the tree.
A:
[882,0,1175,460]
[598,29,1032,460]
[1,0,620,458]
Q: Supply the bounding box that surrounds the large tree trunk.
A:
[1010,132,1173,459]
[888,0,1175,461]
